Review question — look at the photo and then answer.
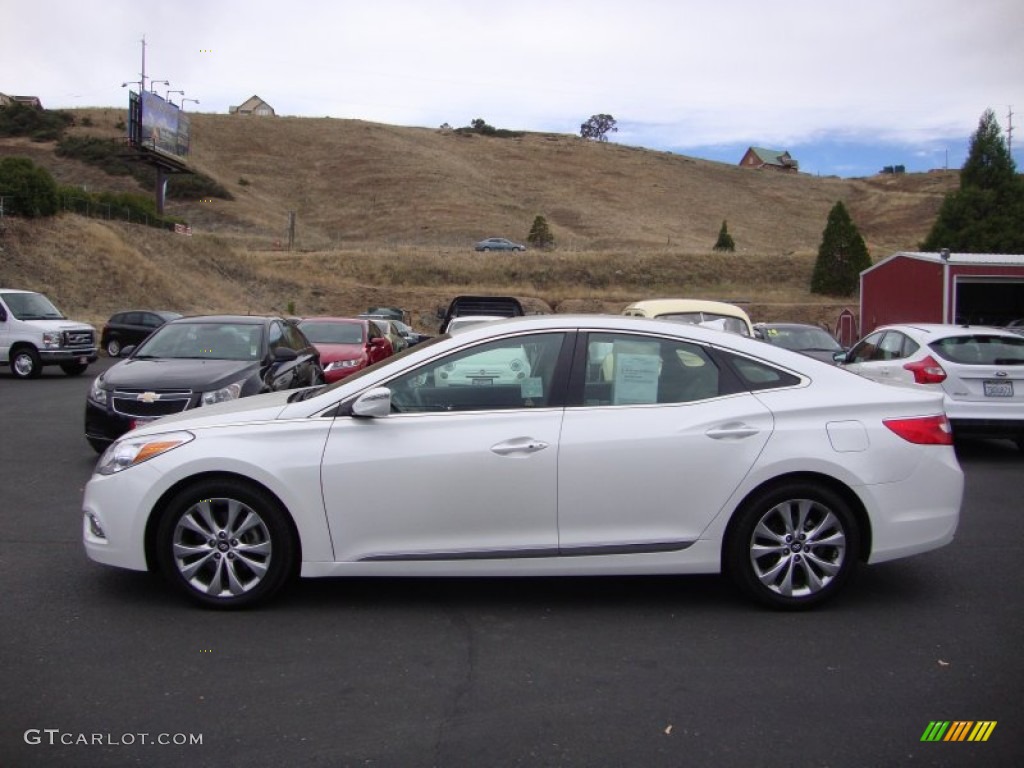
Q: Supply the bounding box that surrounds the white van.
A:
[0,289,98,378]
[622,298,754,336]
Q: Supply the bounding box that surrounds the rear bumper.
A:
[949,417,1024,440]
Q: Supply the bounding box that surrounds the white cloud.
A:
[4,0,1023,172]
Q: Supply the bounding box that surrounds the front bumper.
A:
[85,399,138,446]
[40,348,98,364]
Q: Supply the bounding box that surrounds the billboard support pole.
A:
[155,167,167,215]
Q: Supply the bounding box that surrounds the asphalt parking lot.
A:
[1,358,1021,767]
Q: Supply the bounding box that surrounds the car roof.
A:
[875,323,1020,338]
[168,315,272,325]
[299,316,365,324]
[623,298,752,318]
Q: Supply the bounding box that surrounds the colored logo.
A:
[921,721,997,742]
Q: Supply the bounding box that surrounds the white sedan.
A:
[83,315,963,610]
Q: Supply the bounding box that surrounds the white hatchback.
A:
[838,323,1024,450]
[83,315,963,610]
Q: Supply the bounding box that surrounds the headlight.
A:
[201,378,246,405]
[42,331,62,349]
[96,431,194,475]
[325,359,360,371]
[88,376,107,405]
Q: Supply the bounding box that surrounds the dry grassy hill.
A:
[0,107,959,329]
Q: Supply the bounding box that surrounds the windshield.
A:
[134,322,263,361]
[1,292,65,320]
[658,312,751,336]
[299,321,365,345]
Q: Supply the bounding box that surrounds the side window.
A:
[847,331,885,363]
[899,334,920,359]
[580,333,720,406]
[387,333,565,413]
[722,352,801,391]
[123,312,143,326]
[878,332,909,360]
[268,321,285,353]
[282,322,307,351]
[142,313,163,328]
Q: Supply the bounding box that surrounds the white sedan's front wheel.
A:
[726,482,859,610]
[156,479,296,608]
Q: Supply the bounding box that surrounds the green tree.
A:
[921,109,1024,253]
[527,215,554,249]
[580,114,618,142]
[0,156,59,217]
[713,220,735,252]
[811,201,871,296]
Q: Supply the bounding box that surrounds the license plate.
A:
[983,380,1013,397]
[471,378,494,386]
[78,356,89,364]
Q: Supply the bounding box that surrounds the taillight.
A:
[904,355,946,384]
[883,414,954,445]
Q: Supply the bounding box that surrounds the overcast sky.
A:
[5,0,1024,176]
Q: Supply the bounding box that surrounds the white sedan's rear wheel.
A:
[727,482,859,609]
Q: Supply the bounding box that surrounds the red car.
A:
[297,317,393,383]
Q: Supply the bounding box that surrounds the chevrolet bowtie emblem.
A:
[137,392,160,403]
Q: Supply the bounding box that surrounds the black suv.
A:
[100,310,182,357]
[85,315,323,452]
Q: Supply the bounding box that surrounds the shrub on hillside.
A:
[713,220,735,252]
[453,118,524,139]
[0,102,75,142]
[0,156,59,216]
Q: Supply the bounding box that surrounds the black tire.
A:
[106,338,122,357]
[155,478,297,609]
[725,482,859,610]
[61,362,89,376]
[10,347,42,379]
[87,437,109,454]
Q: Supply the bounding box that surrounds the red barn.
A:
[860,251,1024,334]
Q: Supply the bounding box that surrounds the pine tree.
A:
[921,109,1024,253]
[810,201,871,296]
[713,220,735,252]
[527,215,554,249]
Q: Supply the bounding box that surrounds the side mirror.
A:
[351,387,392,418]
[122,345,137,357]
[273,346,299,362]
[832,350,849,364]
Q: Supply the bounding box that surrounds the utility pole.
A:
[1006,105,1014,157]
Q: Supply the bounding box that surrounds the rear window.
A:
[930,335,1024,366]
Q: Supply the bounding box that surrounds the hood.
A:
[19,319,95,333]
[314,342,366,363]
[100,357,260,391]
[127,389,298,435]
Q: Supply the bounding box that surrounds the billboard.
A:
[127,91,190,158]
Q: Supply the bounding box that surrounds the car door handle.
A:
[491,438,550,456]
[705,423,760,440]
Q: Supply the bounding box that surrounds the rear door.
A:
[556,331,773,552]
